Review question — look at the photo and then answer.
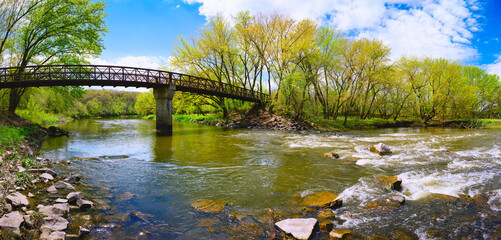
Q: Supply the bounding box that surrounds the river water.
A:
[41,118,501,239]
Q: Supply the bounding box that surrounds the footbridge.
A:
[0,65,267,132]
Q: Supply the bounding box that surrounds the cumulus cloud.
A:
[485,55,501,77]
[184,0,481,61]
[88,56,169,69]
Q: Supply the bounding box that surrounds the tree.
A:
[134,91,155,116]
[7,0,107,112]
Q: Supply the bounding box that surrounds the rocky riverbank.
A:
[0,112,94,239]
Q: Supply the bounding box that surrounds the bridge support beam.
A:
[154,85,176,133]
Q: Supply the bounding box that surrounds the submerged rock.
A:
[191,199,227,213]
[323,152,340,159]
[114,192,135,202]
[345,156,360,162]
[275,218,317,240]
[0,211,24,235]
[317,209,335,219]
[390,230,416,240]
[367,235,390,240]
[329,229,353,239]
[370,143,392,155]
[300,191,342,209]
[6,192,29,207]
[319,220,333,232]
[366,196,405,211]
[64,173,81,184]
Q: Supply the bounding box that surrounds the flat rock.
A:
[38,203,69,217]
[191,199,227,213]
[53,181,76,191]
[64,173,81,184]
[300,191,342,209]
[370,143,392,155]
[67,192,84,204]
[329,229,353,239]
[6,192,29,207]
[0,211,24,234]
[55,198,68,203]
[41,215,69,231]
[366,196,405,211]
[275,218,317,240]
[40,173,54,181]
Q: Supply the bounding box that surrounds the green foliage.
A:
[0,126,27,145]
[134,91,155,116]
[173,114,223,123]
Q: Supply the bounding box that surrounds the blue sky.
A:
[92,0,501,77]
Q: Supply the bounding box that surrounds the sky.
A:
[92,0,501,77]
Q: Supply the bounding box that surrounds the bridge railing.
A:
[0,65,268,102]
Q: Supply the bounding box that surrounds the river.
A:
[41,118,501,239]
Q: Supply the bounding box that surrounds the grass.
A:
[173,113,224,123]
[143,114,156,119]
[0,126,30,146]
[311,116,419,130]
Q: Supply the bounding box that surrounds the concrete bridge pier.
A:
[154,85,176,133]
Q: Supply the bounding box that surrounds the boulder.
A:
[329,229,353,239]
[23,215,34,229]
[275,218,317,240]
[376,175,403,191]
[300,191,342,209]
[6,192,29,207]
[38,204,69,217]
[0,211,24,234]
[41,215,69,231]
[323,152,340,159]
[370,143,392,155]
[191,199,227,213]
[76,199,94,210]
[66,192,84,204]
[53,181,76,191]
[40,173,54,181]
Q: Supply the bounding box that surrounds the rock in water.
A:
[323,152,340,159]
[300,191,342,209]
[0,211,24,235]
[6,192,29,207]
[191,199,227,213]
[76,199,94,210]
[370,143,392,155]
[376,175,403,191]
[275,218,317,240]
[329,229,353,239]
[53,181,76,191]
[67,192,84,204]
[38,204,69,217]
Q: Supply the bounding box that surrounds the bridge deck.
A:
[0,65,266,102]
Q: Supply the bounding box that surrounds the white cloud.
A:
[88,56,169,69]
[183,0,481,61]
[86,56,170,92]
[485,55,501,77]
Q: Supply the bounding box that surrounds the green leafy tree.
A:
[134,91,155,116]
[7,0,107,112]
